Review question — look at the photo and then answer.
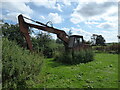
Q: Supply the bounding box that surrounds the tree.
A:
[56,38,62,44]
[1,23,26,47]
[91,34,105,46]
[96,35,105,45]
[32,32,54,58]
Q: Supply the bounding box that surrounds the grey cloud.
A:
[100,24,112,29]
[98,23,113,29]
[77,2,116,17]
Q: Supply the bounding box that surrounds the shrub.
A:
[55,51,73,64]
[93,43,119,54]
[2,38,43,88]
[54,49,94,64]
[31,33,54,58]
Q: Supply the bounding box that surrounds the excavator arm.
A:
[26,22,69,43]
[18,14,69,51]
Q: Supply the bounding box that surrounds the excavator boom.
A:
[18,14,69,51]
[26,22,69,43]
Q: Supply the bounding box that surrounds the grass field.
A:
[28,53,118,88]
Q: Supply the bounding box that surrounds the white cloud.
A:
[78,0,118,3]
[1,0,31,2]
[94,30,118,43]
[70,2,118,25]
[56,3,63,12]
[68,26,118,43]
[31,0,62,12]
[2,12,19,22]
[61,27,70,32]
[70,1,118,43]
[31,0,55,8]
[0,1,61,23]
[59,0,71,6]
[61,27,92,41]
[56,0,118,4]
[71,27,92,41]
[77,2,115,17]
[2,12,32,23]
[62,26,118,43]
[70,13,84,24]
[39,16,45,20]
[48,13,63,24]
[1,0,118,43]
[97,22,116,29]
[85,21,99,25]
[2,0,118,2]
[1,2,33,14]
[1,1,33,22]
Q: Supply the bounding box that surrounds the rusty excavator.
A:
[18,14,90,52]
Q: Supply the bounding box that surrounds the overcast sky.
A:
[0,0,119,43]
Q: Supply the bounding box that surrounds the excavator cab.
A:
[68,35,84,49]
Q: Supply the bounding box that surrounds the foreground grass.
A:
[31,53,118,88]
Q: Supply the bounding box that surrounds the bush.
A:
[31,33,54,58]
[93,43,119,54]
[2,23,26,47]
[54,49,94,64]
[2,38,43,88]
[54,51,72,64]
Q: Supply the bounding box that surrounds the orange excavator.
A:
[18,14,89,52]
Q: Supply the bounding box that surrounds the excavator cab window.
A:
[68,35,84,48]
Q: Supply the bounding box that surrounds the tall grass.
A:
[54,49,94,64]
[2,38,44,88]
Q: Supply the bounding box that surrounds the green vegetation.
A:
[93,43,119,54]
[1,23,119,88]
[2,23,25,47]
[91,34,105,46]
[32,53,118,88]
[54,49,94,64]
[1,23,61,58]
[2,38,43,88]
[31,32,62,58]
